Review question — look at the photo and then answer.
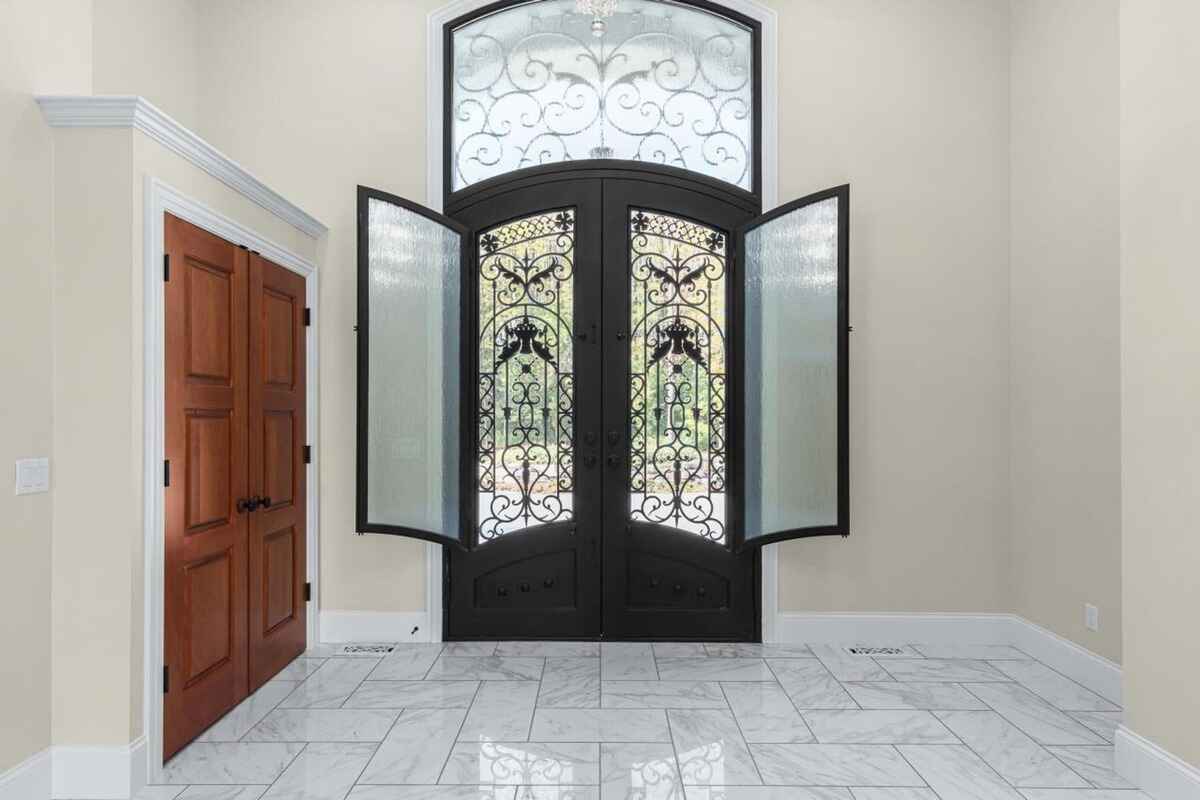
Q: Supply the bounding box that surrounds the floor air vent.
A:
[340,644,395,655]
[846,646,905,656]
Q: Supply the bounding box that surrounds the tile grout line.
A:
[434,680,484,785]
[715,681,769,785]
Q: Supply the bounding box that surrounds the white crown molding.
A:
[1116,725,1200,800]
[36,95,328,240]
[0,748,50,800]
[51,737,146,800]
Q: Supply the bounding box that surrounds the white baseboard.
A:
[51,736,146,800]
[774,612,1013,645]
[773,611,1121,706]
[1008,615,1122,705]
[1116,725,1200,800]
[319,610,432,643]
[0,748,51,800]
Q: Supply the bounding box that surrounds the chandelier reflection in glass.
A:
[477,209,577,541]
[451,0,754,191]
[629,209,727,543]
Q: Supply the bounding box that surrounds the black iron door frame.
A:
[601,177,759,640]
[445,162,762,640]
[446,177,606,639]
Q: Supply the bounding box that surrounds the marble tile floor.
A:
[126,640,1149,800]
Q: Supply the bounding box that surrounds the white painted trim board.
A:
[37,95,327,238]
[320,611,434,644]
[1116,725,1200,800]
[51,737,146,800]
[0,748,51,800]
[773,611,1122,706]
[141,177,321,786]
[423,0,781,645]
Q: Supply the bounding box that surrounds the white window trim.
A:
[423,0,780,644]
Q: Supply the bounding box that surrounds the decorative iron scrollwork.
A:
[629,209,727,543]
[451,0,754,191]
[478,209,577,541]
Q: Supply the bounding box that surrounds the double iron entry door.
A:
[358,171,849,642]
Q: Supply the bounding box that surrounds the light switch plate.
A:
[15,457,50,495]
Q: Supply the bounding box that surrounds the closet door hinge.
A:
[163,254,170,282]
[304,307,312,327]
[304,582,312,602]
[164,459,170,487]
[163,665,169,694]
[303,445,312,464]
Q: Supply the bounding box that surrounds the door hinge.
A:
[163,254,170,282]
[163,665,169,694]
[304,582,312,602]
[304,307,312,327]
[303,445,312,464]
[164,459,170,487]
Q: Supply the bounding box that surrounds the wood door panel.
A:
[185,411,233,532]
[164,214,249,760]
[247,254,307,689]
[262,289,295,387]
[183,550,234,683]
[185,258,235,383]
[262,410,295,508]
[263,526,297,633]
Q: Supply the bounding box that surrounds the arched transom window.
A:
[449,0,757,193]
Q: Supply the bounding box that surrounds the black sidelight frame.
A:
[443,0,764,211]
[355,185,473,549]
[733,184,851,550]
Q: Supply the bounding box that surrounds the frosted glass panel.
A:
[451,0,753,191]
[364,197,463,542]
[743,196,841,543]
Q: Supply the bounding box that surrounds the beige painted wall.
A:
[191,0,448,613]
[1119,0,1200,769]
[773,0,1010,613]
[174,0,1014,618]
[1008,0,1121,662]
[50,128,138,746]
[45,124,319,749]
[92,0,201,131]
[0,0,91,774]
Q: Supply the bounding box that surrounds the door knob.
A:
[259,496,272,509]
[237,497,259,513]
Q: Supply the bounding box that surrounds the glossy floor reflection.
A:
[134,640,1148,800]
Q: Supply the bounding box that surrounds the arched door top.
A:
[445,0,762,201]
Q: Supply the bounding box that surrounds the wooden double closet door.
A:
[163,214,308,759]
